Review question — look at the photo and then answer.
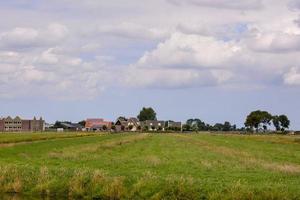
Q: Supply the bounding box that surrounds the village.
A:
[0,116,182,132]
[0,107,183,133]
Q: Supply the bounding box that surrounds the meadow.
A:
[0,132,299,199]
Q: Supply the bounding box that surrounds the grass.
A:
[0,132,299,199]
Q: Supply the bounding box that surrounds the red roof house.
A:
[85,118,112,131]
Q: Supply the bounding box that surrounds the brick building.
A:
[0,116,45,132]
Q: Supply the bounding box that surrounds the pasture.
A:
[0,132,299,199]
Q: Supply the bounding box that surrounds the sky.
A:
[1,0,300,129]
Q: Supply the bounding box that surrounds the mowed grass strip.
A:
[0,132,100,146]
[172,134,300,174]
[0,133,299,199]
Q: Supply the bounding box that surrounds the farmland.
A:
[0,133,299,199]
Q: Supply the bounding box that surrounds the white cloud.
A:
[124,68,219,88]
[247,31,300,52]
[137,32,241,69]
[123,32,239,88]
[1,0,300,100]
[0,23,68,50]
[284,67,300,85]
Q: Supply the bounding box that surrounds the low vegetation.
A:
[0,133,299,199]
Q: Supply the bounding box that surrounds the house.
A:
[141,120,165,131]
[115,117,141,132]
[85,118,112,131]
[0,116,45,132]
[165,121,182,131]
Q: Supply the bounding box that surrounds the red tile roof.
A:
[85,118,112,128]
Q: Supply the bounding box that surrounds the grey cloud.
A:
[288,0,300,10]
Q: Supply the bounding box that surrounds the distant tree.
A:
[137,107,157,121]
[245,110,273,132]
[195,119,207,130]
[186,119,194,126]
[232,125,237,131]
[223,121,231,132]
[273,115,290,132]
[279,115,290,131]
[272,116,281,131]
[78,120,86,127]
[213,123,224,131]
[185,119,209,131]
[191,123,199,132]
[182,124,191,132]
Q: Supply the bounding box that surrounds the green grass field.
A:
[0,132,299,199]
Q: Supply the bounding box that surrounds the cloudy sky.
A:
[1,0,300,129]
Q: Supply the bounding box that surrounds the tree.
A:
[245,110,273,132]
[182,124,191,132]
[137,107,157,121]
[185,119,209,131]
[232,125,237,131]
[272,116,281,131]
[212,123,223,131]
[223,121,231,132]
[273,115,290,132]
[279,115,290,131]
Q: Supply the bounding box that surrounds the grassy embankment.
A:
[0,132,299,199]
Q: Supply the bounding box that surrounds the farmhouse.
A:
[113,117,182,132]
[0,116,45,132]
[141,120,166,131]
[85,118,112,131]
[115,117,140,131]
